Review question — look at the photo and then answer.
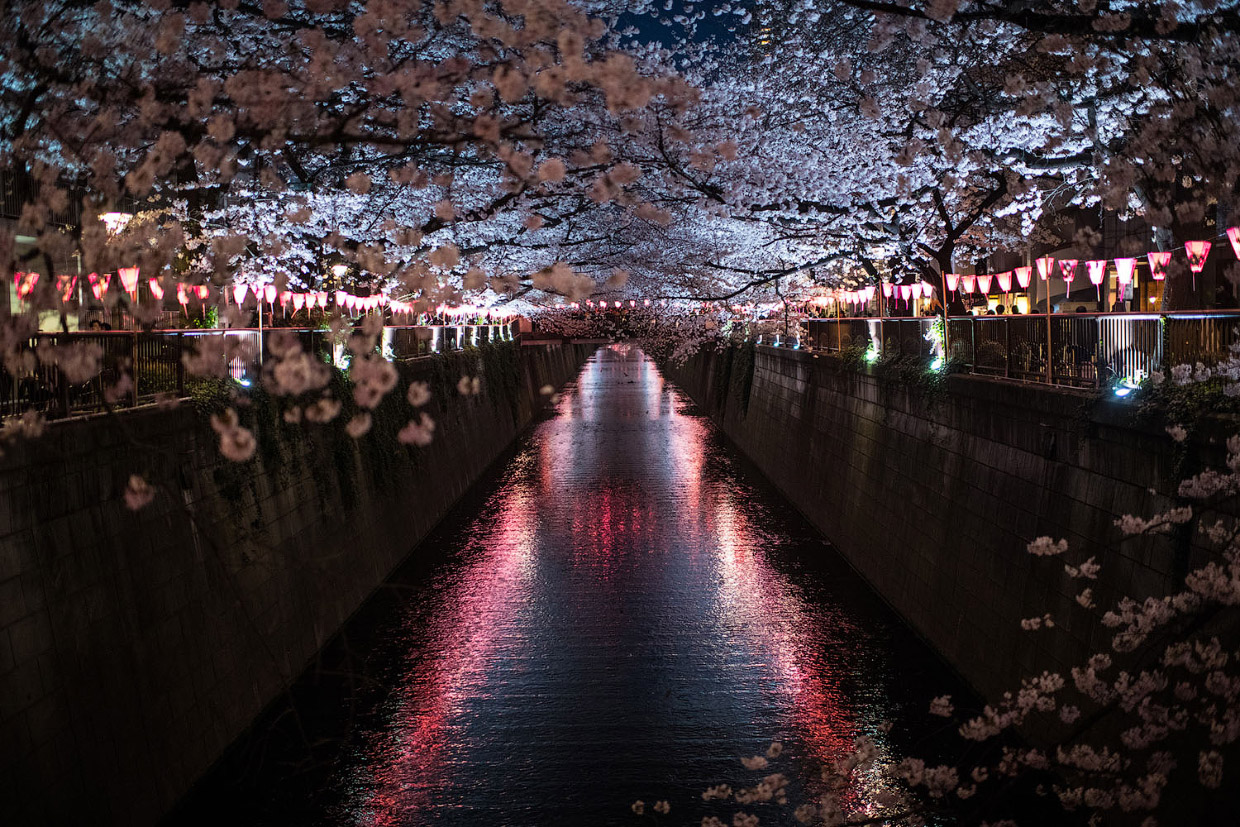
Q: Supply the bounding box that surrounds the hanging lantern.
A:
[195,285,210,300]
[292,293,306,311]
[996,271,1012,292]
[56,275,77,303]
[1086,260,1107,302]
[317,291,328,308]
[149,278,164,300]
[1147,250,1171,281]
[1185,240,1210,289]
[1036,256,1056,281]
[911,282,924,300]
[961,274,976,293]
[1228,227,1240,259]
[862,284,876,301]
[881,282,894,298]
[86,272,110,300]
[1059,259,1078,297]
[1114,258,1136,287]
[279,291,292,307]
[232,284,248,305]
[177,283,189,307]
[922,281,935,297]
[118,266,140,295]
[263,285,277,305]
[899,284,912,303]
[945,273,959,293]
[1014,266,1032,289]
[977,274,993,294]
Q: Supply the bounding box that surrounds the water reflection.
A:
[176,345,963,827]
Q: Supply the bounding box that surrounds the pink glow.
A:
[232,284,248,305]
[1014,266,1032,288]
[945,273,959,292]
[996,271,1011,292]
[263,284,278,304]
[1058,259,1078,297]
[960,274,976,293]
[13,271,38,300]
[881,282,893,298]
[1228,227,1240,259]
[977,274,993,294]
[910,282,923,300]
[56,274,76,303]
[292,293,305,311]
[148,278,164,300]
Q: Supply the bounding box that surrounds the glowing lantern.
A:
[56,275,76,303]
[1086,260,1107,301]
[899,284,912,303]
[195,285,210,300]
[1147,251,1171,281]
[316,291,328,308]
[862,285,876,301]
[911,282,924,300]
[13,272,38,300]
[148,278,164,300]
[922,281,935,297]
[629,300,636,307]
[881,282,894,298]
[177,283,189,307]
[1058,259,1078,297]
[1228,226,1240,259]
[1185,240,1210,289]
[996,271,1012,292]
[1114,258,1136,287]
[975,274,992,294]
[118,266,140,295]
[292,293,305,311]
[644,299,652,306]
[1036,256,1055,281]
[232,284,248,305]
[86,272,109,300]
[614,301,622,308]
[945,273,959,293]
[961,274,976,293]
[263,285,277,304]
[1014,266,1032,289]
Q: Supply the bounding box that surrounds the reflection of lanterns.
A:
[56,275,76,303]
[1185,240,1210,289]
[1147,251,1171,280]
[945,273,959,293]
[1014,266,1032,289]
[1086,260,1107,301]
[148,278,164,300]
[1036,256,1055,281]
[14,271,39,300]
[1058,259,1078,297]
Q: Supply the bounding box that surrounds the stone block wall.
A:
[668,345,1198,703]
[0,342,593,826]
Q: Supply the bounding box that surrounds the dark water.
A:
[173,345,969,826]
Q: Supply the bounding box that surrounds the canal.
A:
[171,344,970,826]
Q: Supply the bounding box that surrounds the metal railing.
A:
[803,311,1240,389]
[1,323,515,419]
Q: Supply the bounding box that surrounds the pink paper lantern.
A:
[118,266,140,294]
[922,281,935,297]
[881,282,893,298]
[911,282,924,300]
[1059,259,1078,297]
[1114,258,1136,286]
[316,291,328,308]
[996,271,1012,292]
[1086,260,1107,301]
[1036,256,1055,281]
[263,284,277,304]
[863,285,876,301]
[1185,241,1210,289]
[899,284,912,302]
[977,274,993,294]
[1014,266,1032,289]
[177,283,188,306]
[195,285,210,300]
[945,273,959,293]
[232,284,248,305]
[149,279,164,300]
[292,293,306,311]
[1228,226,1240,259]
[56,274,77,303]
[1147,251,1171,281]
[961,274,976,293]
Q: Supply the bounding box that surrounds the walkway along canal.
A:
[172,344,971,826]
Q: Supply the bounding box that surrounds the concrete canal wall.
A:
[0,342,594,826]
[668,344,1197,702]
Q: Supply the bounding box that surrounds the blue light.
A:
[1113,386,1133,397]
[930,357,944,371]
[237,377,252,387]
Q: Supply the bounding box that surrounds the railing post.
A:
[1004,318,1011,378]
[1045,308,1054,385]
[130,331,140,406]
[176,332,185,398]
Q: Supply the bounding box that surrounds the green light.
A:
[864,345,880,363]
